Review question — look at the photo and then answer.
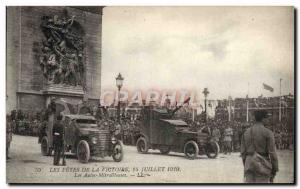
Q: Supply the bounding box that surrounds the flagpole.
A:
[279,78,282,122]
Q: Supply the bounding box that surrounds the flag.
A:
[263,83,274,92]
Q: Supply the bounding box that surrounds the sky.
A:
[101,6,294,100]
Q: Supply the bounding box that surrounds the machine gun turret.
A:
[171,97,191,116]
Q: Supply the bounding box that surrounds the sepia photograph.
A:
[5,6,295,184]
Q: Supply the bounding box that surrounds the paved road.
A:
[6,135,294,183]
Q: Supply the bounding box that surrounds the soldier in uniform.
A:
[241,110,278,183]
[211,126,221,144]
[233,127,240,151]
[123,121,130,145]
[52,114,66,166]
[115,122,122,140]
[274,130,281,150]
[38,110,48,143]
[283,130,289,149]
[223,124,233,154]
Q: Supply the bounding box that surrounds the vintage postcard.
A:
[6,6,295,184]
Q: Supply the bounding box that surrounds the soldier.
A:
[115,122,122,140]
[38,111,48,143]
[288,131,293,150]
[11,110,17,122]
[52,114,66,166]
[274,130,281,150]
[239,125,246,147]
[241,110,278,183]
[17,109,24,121]
[283,130,289,149]
[233,127,240,151]
[211,126,221,144]
[6,115,13,159]
[219,126,225,153]
[223,124,233,155]
[279,130,284,149]
[32,118,39,136]
[123,121,130,144]
[128,122,135,145]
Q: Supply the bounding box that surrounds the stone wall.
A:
[6,7,21,112]
[6,6,103,112]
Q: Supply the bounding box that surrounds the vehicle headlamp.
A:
[91,137,97,144]
[111,136,117,144]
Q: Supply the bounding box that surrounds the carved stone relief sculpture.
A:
[39,13,85,87]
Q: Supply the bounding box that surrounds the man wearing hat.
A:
[52,114,66,166]
[241,110,278,183]
[224,124,233,155]
[211,126,221,145]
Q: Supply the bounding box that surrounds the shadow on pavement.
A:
[22,160,44,164]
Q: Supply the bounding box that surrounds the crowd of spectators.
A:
[185,117,294,152]
[186,119,251,153]
[8,109,48,136]
[218,94,294,110]
[7,100,294,151]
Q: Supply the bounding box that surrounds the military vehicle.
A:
[136,98,219,159]
[39,98,124,163]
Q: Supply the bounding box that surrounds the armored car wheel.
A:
[77,140,90,163]
[41,136,51,156]
[112,141,124,162]
[184,140,199,160]
[206,141,220,159]
[159,146,171,154]
[136,137,149,154]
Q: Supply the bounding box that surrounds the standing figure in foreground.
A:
[52,114,66,166]
[241,110,278,183]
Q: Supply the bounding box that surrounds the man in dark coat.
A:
[52,114,66,166]
[241,110,278,183]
